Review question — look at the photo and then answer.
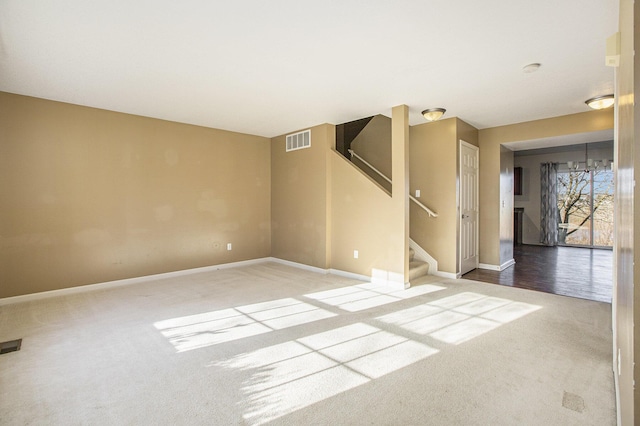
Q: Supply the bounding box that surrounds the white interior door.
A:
[460,141,479,275]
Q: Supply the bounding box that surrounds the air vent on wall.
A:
[286,130,311,152]
[0,339,22,354]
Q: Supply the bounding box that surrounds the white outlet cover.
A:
[227,243,232,250]
[354,250,359,259]
[415,189,420,197]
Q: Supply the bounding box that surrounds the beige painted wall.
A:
[499,146,514,266]
[0,92,271,298]
[409,118,458,273]
[330,153,400,277]
[478,110,614,267]
[457,119,479,147]
[409,118,478,275]
[351,114,392,192]
[271,124,333,269]
[331,105,408,283]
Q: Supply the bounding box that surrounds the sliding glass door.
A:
[556,168,613,247]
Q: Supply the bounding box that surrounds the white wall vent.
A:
[286,129,311,152]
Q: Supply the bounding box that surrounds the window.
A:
[556,168,613,247]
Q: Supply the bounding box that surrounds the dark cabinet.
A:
[514,167,523,195]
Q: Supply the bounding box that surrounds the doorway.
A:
[459,140,479,275]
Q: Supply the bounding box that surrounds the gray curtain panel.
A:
[540,162,558,246]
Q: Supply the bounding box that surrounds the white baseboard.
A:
[269,258,405,287]
[501,259,516,270]
[328,268,370,282]
[479,263,500,271]
[430,270,459,280]
[267,257,329,275]
[1,256,424,306]
[479,258,516,272]
[0,257,272,306]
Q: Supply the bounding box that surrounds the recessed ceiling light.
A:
[523,63,541,73]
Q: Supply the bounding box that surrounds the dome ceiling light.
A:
[421,108,446,122]
[585,94,614,110]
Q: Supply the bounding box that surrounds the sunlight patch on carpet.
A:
[377,292,541,345]
[305,283,446,312]
[213,322,438,425]
[154,298,336,352]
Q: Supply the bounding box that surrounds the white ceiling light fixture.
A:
[421,108,446,122]
[585,94,615,110]
[522,63,541,73]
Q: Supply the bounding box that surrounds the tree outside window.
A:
[556,168,613,247]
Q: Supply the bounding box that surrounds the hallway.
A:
[462,245,613,303]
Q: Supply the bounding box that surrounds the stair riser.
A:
[409,263,429,281]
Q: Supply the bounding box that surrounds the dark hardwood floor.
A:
[462,245,613,303]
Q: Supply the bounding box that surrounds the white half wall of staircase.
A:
[409,239,457,280]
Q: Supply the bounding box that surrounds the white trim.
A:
[479,259,515,272]
[501,259,516,270]
[270,258,405,287]
[328,268,370,282]
[409,238,438,275]
[431,270,459,280]
[459,140,480,276]
[0,257,272,306]
[266,257,328,275]
[479,263,500,271]
[0,256,423,306]
[478,263,499,271]
[370,268,406,290]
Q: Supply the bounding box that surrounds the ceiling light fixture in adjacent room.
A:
[421,108,446,122]
[585,94,615,110]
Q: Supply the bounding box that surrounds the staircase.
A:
[409,247,430,282]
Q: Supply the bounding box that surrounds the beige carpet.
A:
[0,262,615,425]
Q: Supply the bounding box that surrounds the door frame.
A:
[459,140,479,276]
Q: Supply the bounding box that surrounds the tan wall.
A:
[457,119,479,147]
[409,118,458,273]
[0,92,271,298]
[391,105,410,282]
[330,152,400,277]
[271,124,333,269]
[351,115,392,191]
[478,110,614,266]
[614,0,637,422]
[331,105,408,283]
[499,146,514,266]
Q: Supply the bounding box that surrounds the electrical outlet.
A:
[227,243,232,251]
[354,250,359,259]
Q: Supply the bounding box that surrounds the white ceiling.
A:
[0,1,618,138]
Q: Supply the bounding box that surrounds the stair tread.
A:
[409,260,429,281]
